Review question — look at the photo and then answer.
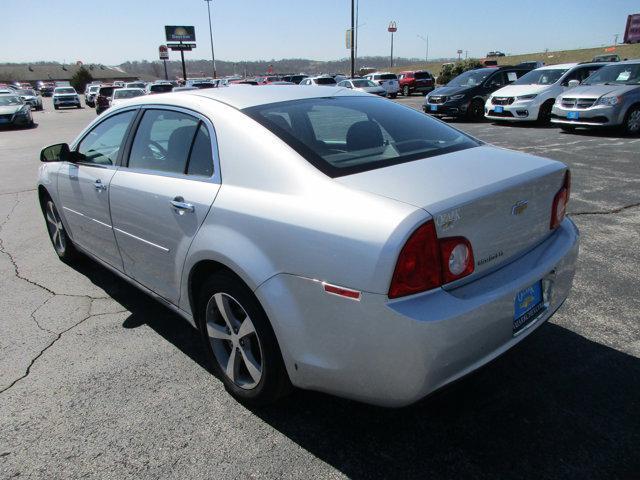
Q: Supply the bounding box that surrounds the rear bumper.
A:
[256,218,579,407]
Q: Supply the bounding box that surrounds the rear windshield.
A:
[55,88,76,94]
[150,84,174,93]
[99,87,117,96]
[243,96,479,177]
[114,89,144,99]
[378,74,398,80]
[315,77,337,85]
[414,72,432,79]
[514,69,568,85]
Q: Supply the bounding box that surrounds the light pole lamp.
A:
[204,0,217,79]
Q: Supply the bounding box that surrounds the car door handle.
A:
[94,179,107,191]
[170,196,195,214]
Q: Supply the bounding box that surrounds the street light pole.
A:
[204,0,217,79]
[388,21,397,69]
[350,0,355,78]
[417,34,429,63]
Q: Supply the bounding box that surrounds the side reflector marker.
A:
[322,282,361,301]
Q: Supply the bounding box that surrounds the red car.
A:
[398,70,435,96]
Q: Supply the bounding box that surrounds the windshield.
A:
[352,80,377,88]
[243,96,479,177]
[99,87,117,97]
[315,77,337,85]
[583,63,640,85]
[0,96,23,106]
[378,74,397,80]
[55,88,76,94]
[126,83,145,88]
[17,89,36,96]
[447,69,492,87]
[514,69,568,85]
[114,89,144,99]
[414,72,432,79]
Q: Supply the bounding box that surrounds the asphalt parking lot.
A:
[1,95,639,479]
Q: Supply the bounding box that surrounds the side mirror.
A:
[40,143,71,163]
[567,79,580,88]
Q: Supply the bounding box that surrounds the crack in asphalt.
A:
[0,188,37,196]
[572,202,640,216]
[0,306,129,395]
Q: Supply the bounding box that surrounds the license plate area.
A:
[430,104,438,111]
[513,281,545,335]
[567,111,579,120]
[494,106,504,113]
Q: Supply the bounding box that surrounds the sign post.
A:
[388,21,397,68]
[165,26,196,83]
[159,45,169,80]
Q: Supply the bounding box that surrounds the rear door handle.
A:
[94,179,107,191]
[170,196,195,214]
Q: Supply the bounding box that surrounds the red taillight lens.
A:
[388,221,441,299]
[550,170,571,229]
[388,221,475,298]
[439,237,475,284]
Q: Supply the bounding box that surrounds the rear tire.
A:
[403,85,410,96]
[390,93,397,99]
[54,105,59,110]
[42,196,78,263]
[623,106,640,136]
[197,272,291,406]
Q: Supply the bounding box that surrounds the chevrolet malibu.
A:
[37,87,579,407]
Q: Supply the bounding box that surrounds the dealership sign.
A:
[168,43,196,51]
[165,25,196,42]
[159,45,169,60]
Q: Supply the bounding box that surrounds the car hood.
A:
[560,84,639,98]
[491,84,551,97]
[0,105,22,115]
[427,85,474,98]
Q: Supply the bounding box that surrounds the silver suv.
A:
[551,60,640,134]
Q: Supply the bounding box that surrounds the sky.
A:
[2,0,638,65]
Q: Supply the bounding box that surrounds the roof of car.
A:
[535,63,577,70]
[133,85,367,110]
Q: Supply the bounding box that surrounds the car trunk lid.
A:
[335,145,567,283]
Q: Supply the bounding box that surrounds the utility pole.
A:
[350,0,355,78]
[613,33,619,45]
[354,0,359,72]
[204,0,217,78]
[417,34,429,63]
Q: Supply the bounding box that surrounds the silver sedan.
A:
[338,78,387,96]
[37,86,579,407]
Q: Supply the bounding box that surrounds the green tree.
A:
[437,59,483,85]
[70,66,93,92]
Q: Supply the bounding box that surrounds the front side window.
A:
[128,109,215,177]
[76,110,136,165]
[244,96,479,177]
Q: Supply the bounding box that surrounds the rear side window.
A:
[315,77,336,85]
[244,97,479,177]
[187,123,214,177]
[76,111,136,165]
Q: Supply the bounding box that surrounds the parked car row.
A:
[423,60,640,134]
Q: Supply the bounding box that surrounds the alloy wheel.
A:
[206,292,263,389]
[627,109,640,133]
[45,200,66,255]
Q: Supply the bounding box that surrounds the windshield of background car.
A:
[379,74,397,80]
[414,72,432,79]
[150,84,174,93]
[582,63,640,85]
[17,89,36,96]
[0,96,23,106]
[244,96,480,177]
[114,89,144,99]
[446,69,492,87]
[315,77,337,85]
[514,68,568,85]
[99,87,117,97]
[352,80,377,88]
[56,88,76,94]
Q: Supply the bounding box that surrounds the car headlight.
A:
[449,94,465,101]
[595,96,620,106]
[517,94,537,101]
[17,106,30,115]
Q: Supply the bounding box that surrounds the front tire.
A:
[560,125,576,133]
[389,93,397,99]
[467,98,485,121]
[403,85,410,96]
[42,197,78,263]
[197,272,290,406]
[537,100,554,125]
[623,106,640,136]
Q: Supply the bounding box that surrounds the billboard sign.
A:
[168,43,196,51]
[624,13,640,44]
[165,25,196,42]
[159,45,169,60]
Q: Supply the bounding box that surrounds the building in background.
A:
[0,63,137,84]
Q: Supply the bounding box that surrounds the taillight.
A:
[550,170,571,229]
[388,221,475,299]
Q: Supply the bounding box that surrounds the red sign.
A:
[624,13,640,44]
[159,45,169,60]
[388,21,397,33]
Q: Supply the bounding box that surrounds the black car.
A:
[282,75,308,84]
[423,66,532,120]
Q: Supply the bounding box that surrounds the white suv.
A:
[485,63,605,123]
[364,72,399,98]
[52,87,81,110]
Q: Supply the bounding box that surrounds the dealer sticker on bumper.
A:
[567,111,579,120]
[513,281,545,335]
[494,106,504,113]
